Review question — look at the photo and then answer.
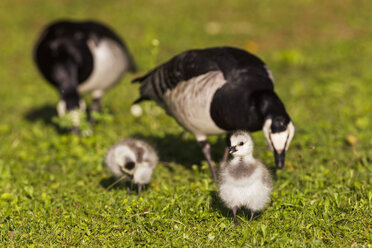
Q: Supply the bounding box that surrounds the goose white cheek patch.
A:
[270,132,288,153]
[263,120,295,153]
[263,119,273,151]
[287,122,295,151]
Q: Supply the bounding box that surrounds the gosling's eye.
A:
[239,142,244,146]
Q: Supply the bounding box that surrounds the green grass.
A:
[0,0,371,247]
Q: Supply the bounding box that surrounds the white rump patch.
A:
[78,38,128,95]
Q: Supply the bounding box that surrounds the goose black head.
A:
[47,38,88,116]
[263,116,295,169]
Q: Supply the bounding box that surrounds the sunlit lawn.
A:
[0,0,371,246]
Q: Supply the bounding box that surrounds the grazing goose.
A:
[218,131,272,225]
[105,138,158,193]
[133,46,294,180]
[34,20,136,128]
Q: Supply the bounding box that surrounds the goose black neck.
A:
[53,61,80,110]
[253,90,290,123]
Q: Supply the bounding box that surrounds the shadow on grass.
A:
[23,103,113,135]
[131,132,228,170]
[24,104,56,124]
[24,104,72,134]
[268,166,278,181]
[99,176,149,194]
[210,190,262,223]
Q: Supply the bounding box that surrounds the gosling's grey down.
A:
[218,131,272,226]
[105,138,158,193]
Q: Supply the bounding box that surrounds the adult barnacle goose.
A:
[218,131,272,225]
[34,20,136,127]
[133,47,294,180]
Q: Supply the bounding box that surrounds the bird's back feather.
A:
[132,47,273,104]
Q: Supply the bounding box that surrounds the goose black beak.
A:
[274,150,285,169]
[229,146,237,154]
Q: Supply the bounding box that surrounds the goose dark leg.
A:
[91,97,101,112]
[222,147,229,162]
[198,140,217,181]
[232,206,240,226]
[138,184,142,196]
[90,97,101,124]
[222,133,232,162]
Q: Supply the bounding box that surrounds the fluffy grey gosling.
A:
[105,138,158,193]
[218,131,272,225]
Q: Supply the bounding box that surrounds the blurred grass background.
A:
[0,0,371,246]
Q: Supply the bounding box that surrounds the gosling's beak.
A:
[229,146,237,154]
[274,150,285,169]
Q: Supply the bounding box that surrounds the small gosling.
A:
[218,131,272,225]
[105,138,158,193]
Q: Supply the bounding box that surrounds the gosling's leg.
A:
[232,206,240,226]
[249,210,255,221]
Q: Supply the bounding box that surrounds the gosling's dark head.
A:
[113,146,137,176]
[263,116,295,169]
[120,159,136,176]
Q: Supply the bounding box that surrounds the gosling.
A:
[218,131,272,225]
[105,138,158,193]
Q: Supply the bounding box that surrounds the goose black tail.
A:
[131,75,146,84]
[133,97,146,104]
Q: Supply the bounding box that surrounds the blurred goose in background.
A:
[218,131,272,225]
[34,19,136,129]
[105,138,158,193]
[132,46,294,180]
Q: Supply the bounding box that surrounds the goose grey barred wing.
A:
[132,47,275,104]
[132,49,221,103]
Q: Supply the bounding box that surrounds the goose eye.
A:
[239,142,244,146]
